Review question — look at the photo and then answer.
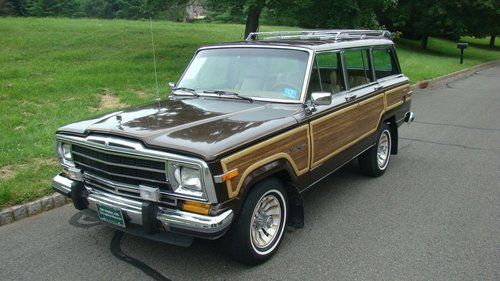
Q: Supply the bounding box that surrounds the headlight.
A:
[174,166,202,191]
[56,142,74,167]
[169,162,205,199]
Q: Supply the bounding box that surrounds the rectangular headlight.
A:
[169,162,206,199]
[56,141,75,167]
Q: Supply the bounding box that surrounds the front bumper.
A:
[52,173,233,242]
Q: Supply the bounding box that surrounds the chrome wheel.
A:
[377,129,391,170]
[250,190,284,254]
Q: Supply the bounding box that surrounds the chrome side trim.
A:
[56,134,217,204]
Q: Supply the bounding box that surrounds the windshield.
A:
[176,48,310,102]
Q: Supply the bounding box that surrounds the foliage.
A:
[296,0,395,29]
[1,0,190,20]
[459,0,499,47]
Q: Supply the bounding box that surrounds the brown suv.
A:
[52,30,414,264]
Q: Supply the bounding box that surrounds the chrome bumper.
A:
[404,111,415,123]
[51,174,233,239]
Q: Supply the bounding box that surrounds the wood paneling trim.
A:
[310,103,358,167]
[386,84,409,110]
[359,94,385,137]
[221,125,310,198]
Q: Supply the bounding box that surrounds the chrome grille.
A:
[71,143,176,206]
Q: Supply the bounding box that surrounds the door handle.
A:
[345,95,357,102]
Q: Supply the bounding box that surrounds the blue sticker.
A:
[283,88,298,99]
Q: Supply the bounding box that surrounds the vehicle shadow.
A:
[100,160,368,280]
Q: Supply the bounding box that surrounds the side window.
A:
[372,47,399,79]
[343,49,373,89]
[316,52,345,94]
[306,58,322,100]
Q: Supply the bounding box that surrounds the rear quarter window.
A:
[372,47,400,80]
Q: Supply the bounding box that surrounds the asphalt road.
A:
[1,65,499,281]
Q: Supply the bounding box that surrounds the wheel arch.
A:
[237,157,304,229]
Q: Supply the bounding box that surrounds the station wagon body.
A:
[52,30,414,264]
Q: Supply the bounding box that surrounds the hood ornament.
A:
[116,114,123,130]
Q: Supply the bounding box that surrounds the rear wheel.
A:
[359,122,392,177]
[224,178,288,265]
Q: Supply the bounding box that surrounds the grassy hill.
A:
[0,17,499,208]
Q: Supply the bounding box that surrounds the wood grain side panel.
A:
[221,125,310,198]
[386,84,409,110]
[311,104,358,167]
[358,94,385,138]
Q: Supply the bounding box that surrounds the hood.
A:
[58,96,302,160]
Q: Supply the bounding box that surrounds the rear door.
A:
[342,48,385,140]
[307,51,359,181]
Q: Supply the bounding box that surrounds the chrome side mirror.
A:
[168,82,175,89]
[311,92,332,106]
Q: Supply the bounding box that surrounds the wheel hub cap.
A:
[377,131,390,169]
[250,194,281,249]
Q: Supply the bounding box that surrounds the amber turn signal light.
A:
[182,201,211,215]
[222,169,239,181]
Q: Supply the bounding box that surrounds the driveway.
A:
[0,65,499,281]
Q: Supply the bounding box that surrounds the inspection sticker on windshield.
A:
[283,88,298,99]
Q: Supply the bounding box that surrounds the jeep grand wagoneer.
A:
[52,30,414,264]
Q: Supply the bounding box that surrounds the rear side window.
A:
[343,49,373,89]
[372,47,400,79]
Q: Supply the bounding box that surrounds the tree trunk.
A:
[420,35,429,49]
[490,34,496,48]
[244,5,263,40]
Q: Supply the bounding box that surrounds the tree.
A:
[207,0,307,39]
[297,0,395,30]
[460,0,499,48]
[0,0,15,15]
[378,0,467,49]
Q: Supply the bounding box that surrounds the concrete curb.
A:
[411,60,500,90]
[1,60,499,227]
[0,194,72,226]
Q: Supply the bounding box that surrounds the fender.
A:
[238,158,305,228]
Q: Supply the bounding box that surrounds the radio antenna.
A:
[149,17,160,102]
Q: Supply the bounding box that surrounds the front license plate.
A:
[96,204,125,228]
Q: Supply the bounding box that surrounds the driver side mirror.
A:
[168,82,175,89]
[311,92,332,106]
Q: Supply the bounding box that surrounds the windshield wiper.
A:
[172,87,200,97]
[203,90,253,102]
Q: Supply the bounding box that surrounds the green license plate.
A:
[96,204,125,228]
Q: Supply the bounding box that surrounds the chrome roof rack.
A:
[246,29,392,42]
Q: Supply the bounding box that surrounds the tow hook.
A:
[404,111,415,123]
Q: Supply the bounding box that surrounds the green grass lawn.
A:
[0,17,499,208]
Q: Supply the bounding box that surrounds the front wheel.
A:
[358,122,392,177]
[224,178,288,265]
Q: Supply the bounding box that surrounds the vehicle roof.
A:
[199,38,395,52]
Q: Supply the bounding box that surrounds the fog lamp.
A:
[139,185,161,202]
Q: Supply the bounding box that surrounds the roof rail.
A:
[246,29,392,42]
